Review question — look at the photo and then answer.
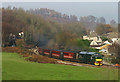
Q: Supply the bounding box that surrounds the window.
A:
[52,51,60,54]
[44,50,50,52]
[63,52,69,55]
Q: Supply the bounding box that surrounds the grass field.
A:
[2,52,118,80]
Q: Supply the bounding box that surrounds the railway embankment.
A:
[30,47,118,69]
[2,47,118,69]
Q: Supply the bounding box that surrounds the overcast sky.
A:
[2,2,118,24]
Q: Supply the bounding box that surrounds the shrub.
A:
[26,54,57,64]
[2,47,57,64]
[2,47,21,53]
[16,39,25,48]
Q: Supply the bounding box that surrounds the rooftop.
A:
[107,32,119,38]
[88,31,98,37]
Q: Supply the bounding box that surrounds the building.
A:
[83,31,102,49]
[99,41,112,55]
[83,31,102,42]
[90,41,102,49]
[107,32,120,44]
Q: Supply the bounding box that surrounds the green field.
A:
[2,52,118,80]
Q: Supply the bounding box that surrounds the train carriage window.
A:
[52,51,60,54]
[63,52,69,55]
[70,54,73,56]
[44,50,49,52]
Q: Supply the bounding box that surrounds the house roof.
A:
[100,44,110,50]
[90,40,102,46]
[88,31,98,37]
[90,41,98,45]
[107,32,119,38]
[79,52,96,55]
[90,45,102,47]
[103,41,111,45]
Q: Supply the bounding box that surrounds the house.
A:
[90,41,102,49]
[83,31,102,49]
[99,41,112,55]
[83,31,102,42]
[107,32,120,44]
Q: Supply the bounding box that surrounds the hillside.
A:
[2,7,87,50]
[2,52,118,80]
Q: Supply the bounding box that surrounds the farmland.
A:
[2,52,118,80]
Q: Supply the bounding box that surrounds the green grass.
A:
[2,52,118,80]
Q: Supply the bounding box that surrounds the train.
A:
[38,47,103,66]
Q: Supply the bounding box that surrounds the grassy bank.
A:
[2,52,118,80]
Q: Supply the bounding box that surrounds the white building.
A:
[99,41,112,55]
[83,31,102,43]
[83,31,103,49]
[107,32,120,44]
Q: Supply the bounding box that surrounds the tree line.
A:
[2,7,117,51]
[2,7,87,50]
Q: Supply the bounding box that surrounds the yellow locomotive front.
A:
[94,54,103,66]
[94,59,103,66]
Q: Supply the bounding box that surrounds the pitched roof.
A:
[88,32,98,37]
[100,44,110,50]
[103,41,111,45]
[90,41,98,45]
[107,32,119,38]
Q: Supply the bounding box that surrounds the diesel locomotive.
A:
[38,48,103,66]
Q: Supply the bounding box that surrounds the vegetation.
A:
[77,39,90,49]
[2,46,57,64]
[1,6,119,81]
[2,7,87,51]
[2,7,117,51]
[76,39,98,52]
[95,24,115,35]
[26,54,57,64]
[2,52,118,80]
[101,36,109,41]
[108,43,120,64]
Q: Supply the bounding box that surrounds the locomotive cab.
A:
[78,52,103,65]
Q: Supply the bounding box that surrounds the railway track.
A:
[56,59,117,69]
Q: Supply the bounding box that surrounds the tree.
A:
[110,19,117,28]
[79,15,98,30]
[99,17,106,24]
[95,24,114,35]
[108,43,120,64]
[2,7,88,51]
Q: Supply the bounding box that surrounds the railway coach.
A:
[38,47,103,66]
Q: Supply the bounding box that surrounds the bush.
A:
[2,47,32,56]
[26,54,57,64]
[16,39,25,48]
[3,47,57,64]
[2,47,21,53]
